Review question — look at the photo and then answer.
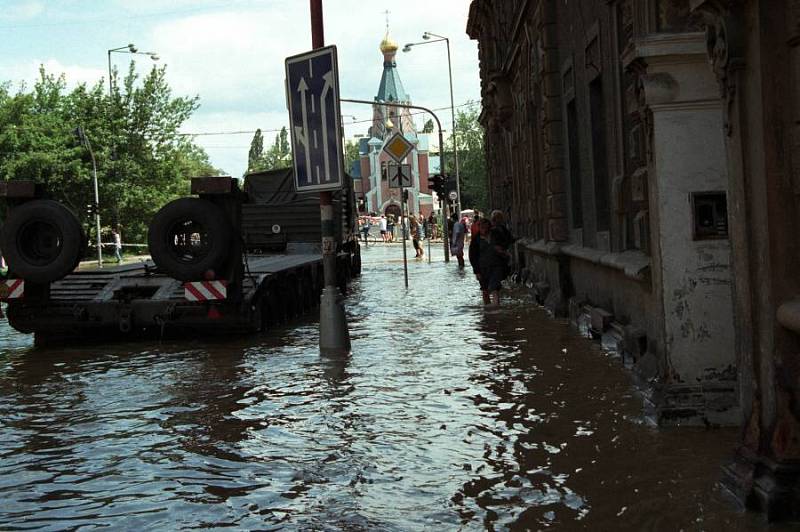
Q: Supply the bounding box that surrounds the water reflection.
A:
[0,245,792,530]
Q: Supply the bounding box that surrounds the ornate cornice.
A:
[690,0,745,135]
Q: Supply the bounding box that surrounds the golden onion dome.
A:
[380,31,398,54]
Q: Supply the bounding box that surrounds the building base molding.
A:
[722,446,800,521]
[513,238,739,427]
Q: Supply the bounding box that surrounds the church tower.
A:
[370,29,415,138]
[358,25,434,218]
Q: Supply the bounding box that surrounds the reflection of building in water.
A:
[468,0,800,519]
[356,28,439,218]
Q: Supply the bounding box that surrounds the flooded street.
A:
[0,244,788,530]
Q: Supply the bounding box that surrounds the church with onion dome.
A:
[356,29,436,219]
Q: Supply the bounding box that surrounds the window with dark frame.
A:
[692,191,729,240]
[590,75,610,232]
[566,99,583,229]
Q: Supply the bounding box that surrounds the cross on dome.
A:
[379,9,398,54]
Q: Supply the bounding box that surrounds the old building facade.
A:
[468,0,800,518]
[689,0,800,519]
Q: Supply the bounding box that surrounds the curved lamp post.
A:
[74,126,102,268]
[106,44,158,228]
[107,44,159,97]
[403,31,462,215]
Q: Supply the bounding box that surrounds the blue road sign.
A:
[285,46,344,193]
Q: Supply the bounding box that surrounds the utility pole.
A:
[75,126,102,268]
[311,0,351,355]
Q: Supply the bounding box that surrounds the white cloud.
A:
[149,8,299,113]
[0,0,44,21]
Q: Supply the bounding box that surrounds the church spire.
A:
[379,10,398,55]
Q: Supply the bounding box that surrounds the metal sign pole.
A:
[427,219,431,264]
[401,187,409,288]
[310,0,350,355]
[437,134,450,264]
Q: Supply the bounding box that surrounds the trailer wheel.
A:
[0,200,85,283]
[147,198,233,281]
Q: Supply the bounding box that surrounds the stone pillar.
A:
[629,31,738,425]
[692,0,800,519]
[368,139,383,213]
[411,143,420,215]
[540,1,568,243]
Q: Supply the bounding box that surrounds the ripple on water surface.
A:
[0,246,789,530]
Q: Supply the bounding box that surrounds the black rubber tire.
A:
[147,198,233,281]
[0,200,85,283]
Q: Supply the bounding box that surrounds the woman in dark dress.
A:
[469,218,492,305]
[482,210,514,306]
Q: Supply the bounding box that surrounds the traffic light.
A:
[427,174,445,196]
[427,174,437,192]
[444,174,456,196]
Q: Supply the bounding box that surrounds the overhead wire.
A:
[179,99,480,138]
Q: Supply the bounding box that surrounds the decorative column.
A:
[369,138,384,213]
[692,0,800,519]
[539,0,568,243]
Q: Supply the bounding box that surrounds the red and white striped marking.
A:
[0,279,24,300]
[184,280,227,301]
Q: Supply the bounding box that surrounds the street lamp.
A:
[74,126,102,268]
[340,114,358,129]
[403,31,462,215]
[107,43,159,97]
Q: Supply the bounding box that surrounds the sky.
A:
[0,0,481,177]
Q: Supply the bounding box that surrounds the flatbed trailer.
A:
[5,252,355,343]
[1,169,360,344]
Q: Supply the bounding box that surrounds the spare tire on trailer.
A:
[0,199,86,284]
[147,197,233,281]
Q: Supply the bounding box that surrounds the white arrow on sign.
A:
[294,77,312,184]
[285,45,344,193]
[320,70,333,182]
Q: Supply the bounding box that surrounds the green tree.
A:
[444,106,488,212]
[422,118,434,133]
[104,63,219,241]
[247,128,264,173]
[251,126,292,172]
[0,63,219,246]
[344,139,360,174]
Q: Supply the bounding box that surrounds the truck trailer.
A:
[0,169,360,344]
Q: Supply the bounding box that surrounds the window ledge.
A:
[517,239,651,281]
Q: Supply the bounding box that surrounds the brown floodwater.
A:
[0,244,793,530]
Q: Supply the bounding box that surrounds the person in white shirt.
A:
[379,215,388,243]
[112,228,122,263]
